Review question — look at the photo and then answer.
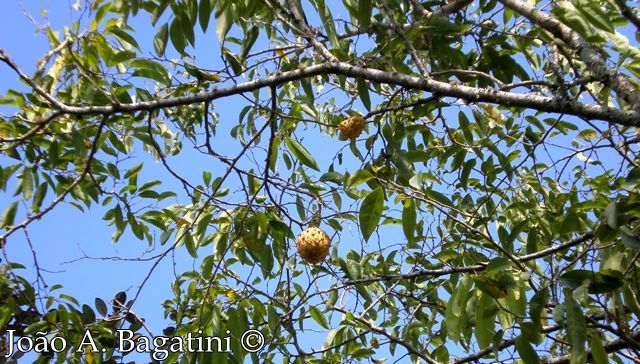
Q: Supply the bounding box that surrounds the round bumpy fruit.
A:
[338,116,365,140]
[296,227,331,264]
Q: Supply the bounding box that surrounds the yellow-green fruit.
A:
[296,227,331,264]
[338,116,366,140]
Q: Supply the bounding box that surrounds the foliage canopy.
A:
[2,0,640,363]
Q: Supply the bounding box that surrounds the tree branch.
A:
[342,232,594,286]
[497,0,640,109]
[541,329,640,363]
[3,61,637,127]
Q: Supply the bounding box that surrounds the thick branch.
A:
[4,61,637,127]
[497,0,640,109]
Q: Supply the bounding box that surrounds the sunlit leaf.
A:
[106,27,140,50]
[285,137,320,171]
[445,273,472,343]
[1,201,18,227]
[310,306,329,329]
[575,0,614,33]
[359,187,384,242]
[153,23,169,56]
[130,59,170,86]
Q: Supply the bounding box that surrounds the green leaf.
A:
[1,201,18,227]
[312,0,340,48]
[178,10,196,47]
[110,50,136,65]
[402,199,417,242]
[130,59,170,86]
[356,79,371,111]
[31,183,48,212]
[223,48,243,75]
[576,129,598,140]
[240,26,259,64]
[216,4,233,42]
[301,78,315,103]
[348,169,374,187]
[601,252,625,277]
[486,257,511,273]
[552,2,591,37]
[24,321,51,335]
[359,187,384,242]
[588,332,608,364]
[183,230,198,258]
[123,162,143,180]
[319,171,343,184]
[515,336,541,364]
[575,0,614,33]
[92,2,112,30]
[560,211,585,234]
[620,230,640,249]
[0,302,14,330]
[459,158,475,190]
[476,293,497,349]
[357,0,372,29]
[425,188,451,207]
[445,273,472,343]
[622,284,640,318]
[106,27,140,50]
[184,62,222,82]
[21,168,34,201]
[520,321,543,345]
[473,275,507,298]
[199,0,212,32]
[285,137,320,171]
[604,200,616,229]
[153,23,169,56]
[566,291,587,363]
[560,269,623,294]
[95,297,108,317]
[530,286,549,330]
[309,306,330,329]
[459,111,473,143]
[150,1,169,25]
[170,17,188,56]
[295,196,305,220]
